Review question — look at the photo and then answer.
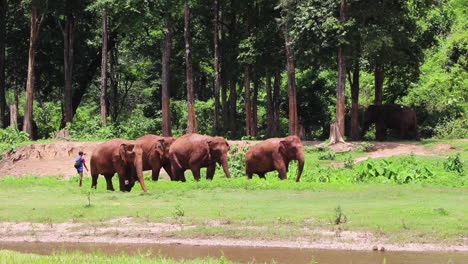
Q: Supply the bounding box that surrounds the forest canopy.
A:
[0,0,466,140]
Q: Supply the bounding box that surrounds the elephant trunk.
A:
[221,156,231,178]
[134,157,147,192]
[295,152,305,182]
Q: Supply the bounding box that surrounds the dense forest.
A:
[0,0,466,140]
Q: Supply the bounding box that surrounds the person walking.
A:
[75,151,88,187]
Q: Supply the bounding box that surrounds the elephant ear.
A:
[119,143,135,164]
[155,139,166,155]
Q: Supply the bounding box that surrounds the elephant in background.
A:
[169,133,231,182]
[245,135,305,182]
[136,134,176,181]
[90,138,147,192]
[361,104,419,141]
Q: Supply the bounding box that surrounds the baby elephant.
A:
[245,135,305,182]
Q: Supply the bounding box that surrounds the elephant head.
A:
[207,137,231,178]
[279,135,305,182]
[119,143,147,192]
[157,137,176,161]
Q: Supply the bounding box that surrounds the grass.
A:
[0,250,238,264]
[0,173,466,243]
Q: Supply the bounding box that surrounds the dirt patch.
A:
[0,218,466,252]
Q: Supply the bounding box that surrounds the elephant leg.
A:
[117,173,128,192]
[247,171,253,180]
[171,161,185,182]
[274,161,287,180]
[206,164,216,180]
[91,174,98,189]
[104,174,115,191]
[258,172,266,179]
[162,163,174,181]
[191,166,201,181]
[151,167,161,181]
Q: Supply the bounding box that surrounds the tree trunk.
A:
[329,122,345,145]
[185,2,197,133]
[162,17,173,136]
[244,65,252,137]
[350,61,360,139]
[284,32,298,136]
[61,9,75,125]
[0,0,6,128]
[100,10,108,125]
[265,69,274,137]
[374,62,384,105]
[109,47,118,122]
[335,0,347,138]
[213,0,220,134]
[229,79,237,137]
[9,104,17,128]
[273,67,281,136]
[252,76,258,137]
[23,0,44,138]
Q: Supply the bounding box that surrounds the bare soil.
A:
[0,218,466,252]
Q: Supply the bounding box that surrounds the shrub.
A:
[0,127,30,152]
[433,116,468,139]
[318,151,335,160]
[444,153,464,174]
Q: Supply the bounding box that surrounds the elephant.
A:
[245,135,305,182]
[169,133,231,182]
[136,134,176,181]
[90,138,147,192]
[361,104,420,141]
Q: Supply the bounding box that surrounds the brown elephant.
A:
[136,134,176,181]
[169,133,231,182]
[90,138,147,192]
[245,135,305,182]
[361,104,419,141]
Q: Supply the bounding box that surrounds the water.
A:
[0,242,466,264]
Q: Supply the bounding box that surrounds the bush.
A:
[318,151,335,160]
[0,127,30,152]
[444,153,464,174]
[433,116,468,139]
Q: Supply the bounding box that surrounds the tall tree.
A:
[284,31,298,135]
[273,67,281,135]
[349,60,360,139]
[265,69,274,136]
[213,0,220,133]
[100,8,108,125]
[57,0,75,125]
[251,76,258,137]
[23,0,46,138]
[161,16,173,136]
[185,1,197,133]
[0,0,6,128]
[335,0,347,137]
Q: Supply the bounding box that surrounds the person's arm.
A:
[83,158,89,171]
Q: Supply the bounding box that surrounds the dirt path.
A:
[0,218,466,252]
[0,140,459,177]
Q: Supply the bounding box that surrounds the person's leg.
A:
[79,170,83,187]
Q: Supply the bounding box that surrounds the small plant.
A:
[444,153,464,174]
[434,208,449,216]
[173,204,185,217]
[84,190,93,208]
[344,155,354,168]
[318,151,335,160]
[334,206,347,225]
[355,142,374,152]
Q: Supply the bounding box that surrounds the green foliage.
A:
[227,145,249,178]
[0,127,30,152]
[318,151,335,160]
[433,116,468,139]
[443,153,464,174]
[354,142,374,152]
[333,205,347,225]
[355,156,435,184]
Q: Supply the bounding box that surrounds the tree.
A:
[100,8,108,125]
[161,16,173,136]
[57,0,76,125]
[185,1,197,133]
[213,0,220,133]
[0,0,6,128]
[23,0,46,138]
[335,0,347,138]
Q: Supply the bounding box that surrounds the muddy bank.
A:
[1,242,468,264]
[0,219,466,252]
